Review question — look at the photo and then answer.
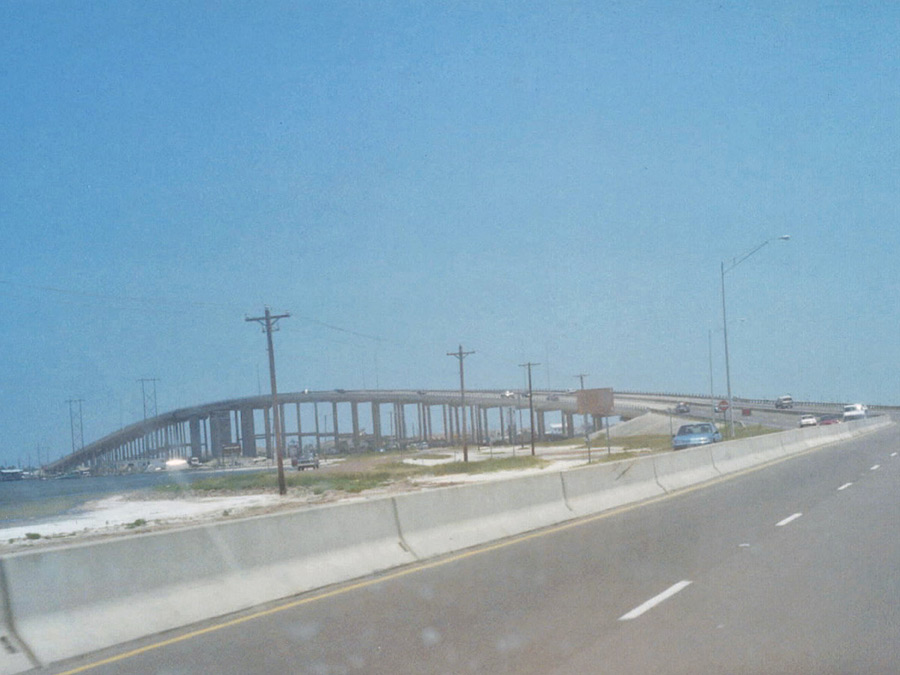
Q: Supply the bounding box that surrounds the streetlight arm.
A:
[723,235,791,275]
[719,234,789,439]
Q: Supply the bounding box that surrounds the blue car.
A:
[672,423,722,450]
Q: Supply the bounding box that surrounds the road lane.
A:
[47,425,899,674]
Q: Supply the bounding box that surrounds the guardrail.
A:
[0,416,892,673]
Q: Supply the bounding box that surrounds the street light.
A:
[721,235,790,438]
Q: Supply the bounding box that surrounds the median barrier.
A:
[0,583,35,675]
[2,416,894,672]
[652,445,720,492]
[776,427,815,455]
[711,434,782,474]
[851,416,891,436]
[562,458,663,517]
[3,497,416,666]
[392,472,572,560]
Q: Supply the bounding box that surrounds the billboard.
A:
[575,388,614,415]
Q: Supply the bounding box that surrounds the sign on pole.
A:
[575,388,614,416]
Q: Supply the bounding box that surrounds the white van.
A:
[775,395,793,409]
[842,403,868,422]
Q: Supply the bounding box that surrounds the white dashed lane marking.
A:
[838,483,853,491]
[776,513,803,527]
[619,581,692,621]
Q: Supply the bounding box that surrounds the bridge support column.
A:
[240,407,256,457]
[371,402,382,445]
[396,403,406,442]
[209,410,232,458]
[297,401,303,450]
[189,417,202,459]
[314,402,321,453]
[332,402,339,450]
[351,402,360,450]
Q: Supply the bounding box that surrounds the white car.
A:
[799,414,818,428]
[842,403,868,422]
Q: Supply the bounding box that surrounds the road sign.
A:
[718,399,729,411]
[575,388,614,415]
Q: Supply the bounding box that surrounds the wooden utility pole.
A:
[246,307,290,495]
[520,362,539,456]
[447,345,475,462]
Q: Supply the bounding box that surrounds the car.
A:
[501,390,515,398]
[799,414,818,428]
[819,415,841,425]
[675,401,690,414]
[775,395,793,409]
[295,452,320,470]
[842,403,868,422]
[672,423,722,450]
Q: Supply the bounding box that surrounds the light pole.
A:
[721,235,790,437]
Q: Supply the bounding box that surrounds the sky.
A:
[2,1,899,466]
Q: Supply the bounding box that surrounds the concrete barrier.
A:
[393,472,572,560]
[711,434,783,474]
[2,416,893,672]
[563,458,663,517]
[3,498,416,665]
[652,445,720,492]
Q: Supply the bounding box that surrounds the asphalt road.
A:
[47,424,900,675]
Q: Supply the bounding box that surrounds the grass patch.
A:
[611,434,674,453]
[24,532,41,540]
[414,453,453,461]
[427,456,546,476]
[125,519,147,529]
[155,455,551,495]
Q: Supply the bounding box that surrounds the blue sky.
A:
[2,2,899,466]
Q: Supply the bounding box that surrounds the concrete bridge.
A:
[47,389,615,474]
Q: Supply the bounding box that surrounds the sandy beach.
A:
[0,449,599,551]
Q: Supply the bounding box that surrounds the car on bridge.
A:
[672,423,722,450]
[775,395,794,409]
[675,401,690,414]
[842,403,868,422]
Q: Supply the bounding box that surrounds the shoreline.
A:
[0,453,594,553]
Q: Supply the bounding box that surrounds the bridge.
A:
[47,388,618,474]
[49,388,868,474]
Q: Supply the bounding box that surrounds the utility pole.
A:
[138,378,159,420]
[246,307,290,495]
[447,345,475,462]
[66,399,84,456]
[520,362,539,456]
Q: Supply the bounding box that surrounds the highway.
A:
[47,424,900,674]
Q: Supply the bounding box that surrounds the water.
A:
[0,469,265,527]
